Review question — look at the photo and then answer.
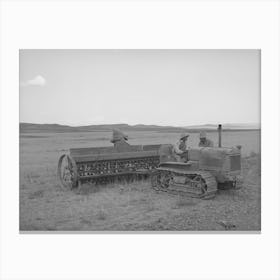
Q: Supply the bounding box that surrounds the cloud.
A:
[20,75,46,87]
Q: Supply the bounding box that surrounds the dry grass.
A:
[174,196,197,208]
[96,208,107,220]
[28,190,45,200]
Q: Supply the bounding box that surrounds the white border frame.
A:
[1,1,279,279]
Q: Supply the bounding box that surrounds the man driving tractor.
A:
[172,132,189,162]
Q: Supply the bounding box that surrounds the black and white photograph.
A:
[1,0,280,279]
[19,49,261,232]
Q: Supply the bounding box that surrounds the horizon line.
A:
[20,121,261,128]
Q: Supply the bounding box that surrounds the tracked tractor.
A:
[151,125,243,199]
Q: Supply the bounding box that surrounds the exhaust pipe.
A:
[218,124,222,147]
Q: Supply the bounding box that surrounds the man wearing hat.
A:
[111,129,130,152]
[198,131,214,147]
[111,129,128,143]
[172,132,189,162]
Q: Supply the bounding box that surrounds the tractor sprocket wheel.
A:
[151,171,171,191]
[191,175,207,194]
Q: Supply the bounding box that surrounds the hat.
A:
[111,129,128,143]
[199,131,207,138]
[180,132,189,140]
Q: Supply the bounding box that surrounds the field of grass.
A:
[20,130,261,231]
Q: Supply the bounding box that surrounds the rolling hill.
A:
[20,122,260,134]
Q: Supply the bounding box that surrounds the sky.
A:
[19,49,260,127]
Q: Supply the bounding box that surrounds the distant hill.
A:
[19,123,184,133]
[20,122,260,134]
[183,123,260,130]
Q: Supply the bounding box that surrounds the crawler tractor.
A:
[151,125,243,199]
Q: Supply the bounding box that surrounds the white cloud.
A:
[20,75,46,87]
